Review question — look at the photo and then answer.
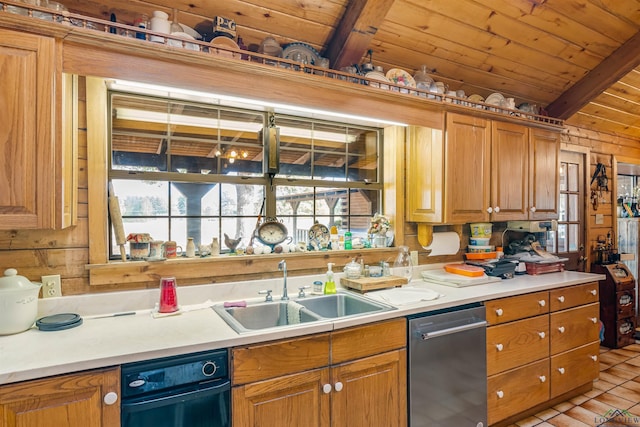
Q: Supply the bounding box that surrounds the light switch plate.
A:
[595,214,604,225]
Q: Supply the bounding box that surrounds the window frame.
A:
[104,82,384,260]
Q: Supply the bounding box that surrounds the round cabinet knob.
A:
[539,375,546,383]
[538,331,546,339]
[334,382,343,392]
[496,344,504,352]
[322,384,332,394]
[557,296,565,303]
[487,207,493,213]
[590,355,598,362]
[103,392,118,406]
[590,317,598,324]
[530,206,537,212]
[558,367,565,375]
[538,300,546,307]
[496,390,504,399]
[558,326,565,333]
[495,308,504,316]
[494,206,500,213]
[590,289,597,296]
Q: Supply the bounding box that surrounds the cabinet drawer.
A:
[550,341,600,398]
[550,303,600,355]
[488,359,549,425]
[487,315,549,376]
[232,333,330,385]
[331,318,406,364]
[549,282,599,311]
[485,291,549,324]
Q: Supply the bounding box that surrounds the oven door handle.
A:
[122,379,230,412]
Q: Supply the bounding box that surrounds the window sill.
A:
[86,248,401,287]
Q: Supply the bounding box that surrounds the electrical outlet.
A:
[41,274,62,298]
[410,250,419,266]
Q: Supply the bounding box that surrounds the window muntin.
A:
[108,92,382,259]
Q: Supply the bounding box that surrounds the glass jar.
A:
[393,245,413,282]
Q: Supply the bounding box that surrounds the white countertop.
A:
[0,267,604,385]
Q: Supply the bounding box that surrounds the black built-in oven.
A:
[121,349,230,427]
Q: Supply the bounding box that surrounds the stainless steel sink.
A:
[212,301,323,334]
[295,293,393,318]
[213,292,395,334]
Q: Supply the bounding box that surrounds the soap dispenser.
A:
[324,263,336,294]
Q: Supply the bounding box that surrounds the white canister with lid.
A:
[149,10,170,42]
[0,268,42,335]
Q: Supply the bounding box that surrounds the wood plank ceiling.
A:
[64,0,640,139]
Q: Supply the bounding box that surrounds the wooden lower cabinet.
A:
[550,341,600,398]
[231,319,407,427]
[0,367,120,427]
[332,349,406,427]
[488,359,549,425]
[233,368,331,426]
[486,283,600,426]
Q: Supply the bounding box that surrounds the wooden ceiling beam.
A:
[325,0,396,70]
[546,30,640,119]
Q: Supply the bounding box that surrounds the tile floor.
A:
[509,343,640,427]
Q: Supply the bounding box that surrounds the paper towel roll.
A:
[423,231,460,256]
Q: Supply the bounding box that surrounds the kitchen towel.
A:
[286,301,304,324]
[423,231,460,256]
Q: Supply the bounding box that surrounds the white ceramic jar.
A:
[0,269,42,335]
[149,10,170,42]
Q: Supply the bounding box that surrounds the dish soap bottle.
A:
[324,263,336,294]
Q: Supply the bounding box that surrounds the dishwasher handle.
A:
[419,320,487,340]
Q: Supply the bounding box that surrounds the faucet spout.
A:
[278,259,289,300]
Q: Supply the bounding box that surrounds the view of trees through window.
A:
[108,90,383,258]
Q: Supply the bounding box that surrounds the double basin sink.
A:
[213,292,396,334]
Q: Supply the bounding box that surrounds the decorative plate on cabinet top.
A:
[467,94,485,103]
[210,36,240,58]
[485,92,506,107]
[178,23,202,39]
[365,71,391,89]
[282,42,321,65]
[385,68,416,88]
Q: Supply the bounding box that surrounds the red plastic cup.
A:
[159,277,178,313]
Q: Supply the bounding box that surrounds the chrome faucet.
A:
[278,259,289,300]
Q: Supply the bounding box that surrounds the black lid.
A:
[36,313,83,331]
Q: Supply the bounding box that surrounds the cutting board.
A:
[340,276,408,292]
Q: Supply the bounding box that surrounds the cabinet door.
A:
[487,359,549,426]
[0,30,56,229]
[550,303,600,355]
[486,315,549,376]
[490,121,529,221]
[406,126,444,223]
[233,368,330,427]
[0,367,120,427]
[550,341,599,398]
[332,349,407,427]
[444,113,491,223]
[528,128,559,220]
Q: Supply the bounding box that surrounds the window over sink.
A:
[107,84,383,259]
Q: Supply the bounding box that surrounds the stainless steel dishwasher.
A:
[408,304,487,427]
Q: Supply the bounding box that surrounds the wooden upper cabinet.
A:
[0,29,75,230]
[444,113,491,223]
[490,121,529,221]
[528,128,559,220]
[406,125,444,222]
